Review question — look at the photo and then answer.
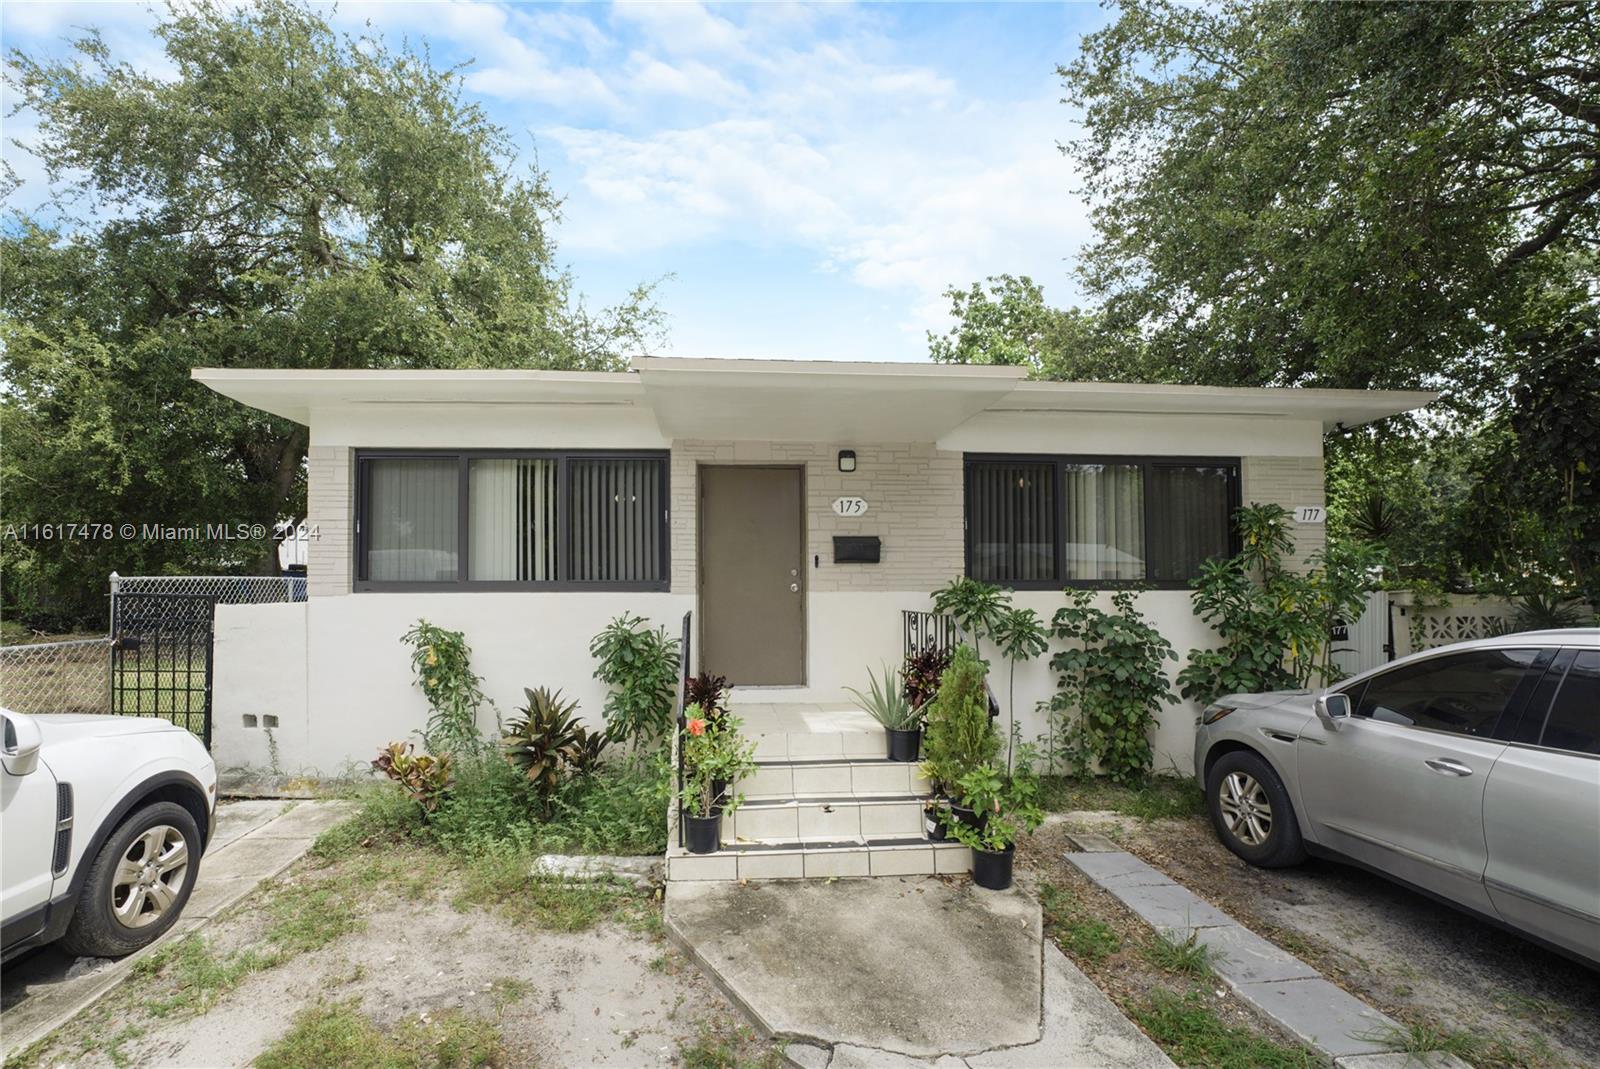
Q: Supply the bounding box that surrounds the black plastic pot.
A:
[684,812,722,854]
[924,801,951,841]
[949,803,987,832]
[971,843,1015,890]
[885,727,922,762]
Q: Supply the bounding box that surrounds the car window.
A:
[1354,648,1544,738]
[1537,650,1600,756]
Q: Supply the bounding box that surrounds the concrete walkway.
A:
[665,877,1173,1069]
[1,799,351,1063]
[1065,849,1472,1069]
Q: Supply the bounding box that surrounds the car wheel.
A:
[1206,750,1307,869]
[59,801,202,958]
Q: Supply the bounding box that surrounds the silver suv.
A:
[1192,629,1599,967]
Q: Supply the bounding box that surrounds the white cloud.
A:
[609,1,746,58]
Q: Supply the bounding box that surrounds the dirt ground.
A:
[1055,812,1600,1069]
[7,851,774,1069]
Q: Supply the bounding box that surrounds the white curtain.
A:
[367,459,458,582]
[468,458,556,581]
[1062,464,1145,581]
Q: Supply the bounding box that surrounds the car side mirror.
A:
[1315,693,1351,732]
[1,712,43,776]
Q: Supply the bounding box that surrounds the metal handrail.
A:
[673,610,692,849]
[901,609,1001,720]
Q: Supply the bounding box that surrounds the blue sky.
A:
[2,1,1112,361]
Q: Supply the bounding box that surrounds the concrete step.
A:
[733,758,929,801]
[747,726,888,762]
[722,795,927,845]
[667,839,973,882]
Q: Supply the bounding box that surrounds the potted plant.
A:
[679,704,756,854]
[920,644,1000,836]
[684,672,732,804]
[846,664,923,761]
[945,749,1045,890]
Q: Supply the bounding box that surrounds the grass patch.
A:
[676,1020,786,1069]
[1143,931,1214,977]
[453,841,654,933]
[1132,990,1317,1069]
[253,999,506,1069]
[1039,881,1122,965]
[1039,774,1206,820]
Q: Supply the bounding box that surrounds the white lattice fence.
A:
[1395,594,1517,655]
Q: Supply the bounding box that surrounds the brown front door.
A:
[698,465,805,685]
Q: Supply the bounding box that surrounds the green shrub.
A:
[501,687,606,816]
[311,783,427,859]
[589,614,680,747]
[930,577,1011,661]
[400,620,493,757]
[1047,590,1177,783]
[920,644,1000,797]
[428,755,541,853]
[539,754,673,855]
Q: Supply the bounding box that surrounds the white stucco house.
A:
[195,357,1433,782]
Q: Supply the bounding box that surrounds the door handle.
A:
[1424,757,1473,777]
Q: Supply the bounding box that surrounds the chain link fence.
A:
[111,573,307,605]
[0,638,113,714]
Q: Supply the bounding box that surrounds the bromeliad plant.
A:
[372,741,453,813]
[401,620,494,757]
[679,704,758,819]
[501,687,608,815]
[902,645,952,713]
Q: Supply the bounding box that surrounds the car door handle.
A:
[1424,757,1473,777]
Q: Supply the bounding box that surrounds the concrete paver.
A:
[0,799,350,1064]
[1066,850,1420,1065]
[1335,1054,1474,1069]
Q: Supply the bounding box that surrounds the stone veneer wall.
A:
[1241,455,1326,572]
[670,441,965,595]
[305,445,352,598]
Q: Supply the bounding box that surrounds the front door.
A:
[699,466,805,686]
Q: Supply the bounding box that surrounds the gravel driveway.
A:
[1098,813,1600,1069]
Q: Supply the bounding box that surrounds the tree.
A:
[1058,0,1598,405]
[1,1,663,628]
[927,274,1147,381]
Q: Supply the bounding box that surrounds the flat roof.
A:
[192,357,1435,438]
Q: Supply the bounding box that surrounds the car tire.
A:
[59,801,202,958]
[1206,750,1307,869]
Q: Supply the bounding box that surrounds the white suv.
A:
[2,708,217,960]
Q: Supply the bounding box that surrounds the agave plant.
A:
[502,687,607,806]
[846,664,920,731]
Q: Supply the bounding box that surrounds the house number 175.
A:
[832,497,869,517]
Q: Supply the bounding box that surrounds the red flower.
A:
[687,718,707,736]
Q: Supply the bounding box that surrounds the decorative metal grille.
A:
[111,592,215,746]
[1409,609,1513,652]
[902,610,959,659]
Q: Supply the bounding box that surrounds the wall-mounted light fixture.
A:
[837,449,857,473]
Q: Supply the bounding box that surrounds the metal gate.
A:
[111,591,215,747]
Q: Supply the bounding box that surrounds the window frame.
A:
[962,452,1242,590]
[353,448,671,593]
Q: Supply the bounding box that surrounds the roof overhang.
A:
[192,360,1436,438]
[630,357,1026,441]
[190,368,644,425]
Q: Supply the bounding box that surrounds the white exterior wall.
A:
[212,602,310,774]
[248,402,1329,778]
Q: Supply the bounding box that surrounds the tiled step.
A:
[733,758,929,800]
[722,795,927,845]
[667,839,973,882]
[747,726,888,761]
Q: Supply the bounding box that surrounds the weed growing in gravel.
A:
[1132,990,1317,1069]
[253,999,506,1069]
[453,840,654,933]
[1142,931,1215,977]
[1039,881,1122,964]
[677,1019,786,1069]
